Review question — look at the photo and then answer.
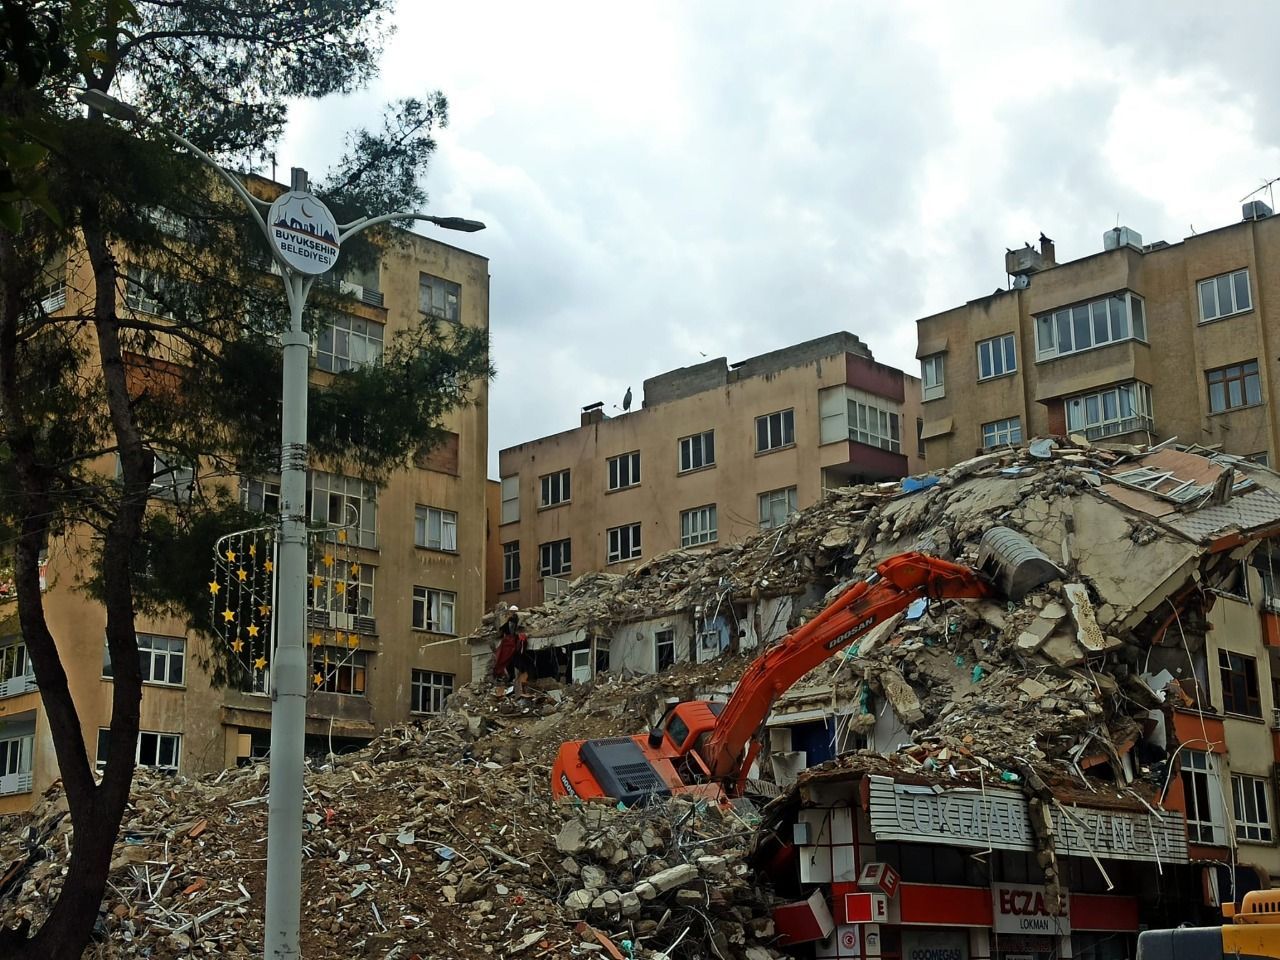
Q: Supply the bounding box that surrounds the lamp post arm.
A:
[337,211,485,244]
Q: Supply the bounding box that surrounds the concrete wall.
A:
[917,214,1280,469]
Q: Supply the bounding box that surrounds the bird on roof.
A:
[1039,231,1053,244]
[622,387,632,411]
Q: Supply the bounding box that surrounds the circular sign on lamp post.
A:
[268,190,340,275]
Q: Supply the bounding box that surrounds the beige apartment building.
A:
[0,208,489,813]
[491,332,924,611]
[916,203,1280,467]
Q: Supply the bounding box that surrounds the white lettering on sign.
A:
[267,191,340,276]
[992,882,1070,936]
[901,929,968,960]
[867,779,1188,865]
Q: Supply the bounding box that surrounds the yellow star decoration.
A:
[310,632,322,647]
[321,553,335,568]
[335,581,347,595]
[264,559,274,573]
[236,568,248,582]
[248,544,257,557]
[313,672,324,688]
[350,563,361,576]
[335,631,347,646]
[225,549,236,562]
[208,580,221,596]
[311,575,323,589]
[259,604,271,618]
[347,633,359,649]
[221,609,236,623]
[254,656,267,671]
[247,623,260,638]
[231,637,244,653]
[337,529,348,544]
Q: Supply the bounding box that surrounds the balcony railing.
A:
[0,675,35,699]
[1082,415,1154,441]
[1271,707,1280,732]
[0,771,32,796]
[543,576,569,601]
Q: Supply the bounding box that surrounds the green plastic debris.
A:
[1000,770,1021,783]
[955,655,966,668]
[971,664,986,683]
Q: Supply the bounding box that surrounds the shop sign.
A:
[267,191,340,275]
[901,928,969,960]
[844,891,888,923]
[859,861,902,898]
[992,882,1070,936]
[867,778,1188,864]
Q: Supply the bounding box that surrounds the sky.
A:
[277,1,1280,477]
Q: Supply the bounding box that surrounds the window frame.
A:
[102,633,186,687]
[418,272,461,322]
[679,430,716,473]
[680,505,718,547]
[410,669,455,714]
[539,538,572,577]
[315,312,385,373]
[758,486,799,530]
[1064,381,1154,440]
[1199,268,1252,323]
[539,469,571,508]
[123,263,170,317]
[411,585,456,635]
[499,475,520,524]
[311,647,368,696]
[307,557,375,618]
[606,522,642,564]
[1206,360,1262,413]
[0,641,32,684]
[655,629,676,672]
[1232,773,1274,843]
[977,334,1017,381]
[1035,291,1146,360]
[847,394,901,452]
[1219,649,1262,717]
[1180,749,1223,845]
[755,409,796,453]
[607,451,641,491]
[981,416,1023,449]
[97,728,182,774]
[501,541,520,593]
[921,354,945,401]
[308,471,378,549]
[414,504,458,552]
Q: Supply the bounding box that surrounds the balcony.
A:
[0,770,32,796]
[0,674,36,699]
[1272,707,1280,732]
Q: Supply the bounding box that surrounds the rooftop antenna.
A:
[1240,175,1280,211]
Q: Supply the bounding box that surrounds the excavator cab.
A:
[1138,890,1280,959]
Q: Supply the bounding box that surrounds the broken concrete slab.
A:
[874,666,925,725]
[1063,582,1106,652]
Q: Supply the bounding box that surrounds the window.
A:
[0,733,32,791]
[916,418,925,458]
[679,431,715,472]
[921,354,945,401]
[1180,749,1223,844]
[0,641,33,695]
[1035,292,1146,360]
[607,523,642,564]
[759,486,799,530]
[411,669,454,714]
[539,539,572,577]
[981,417,1023,449]
[680,505,717,547]
[500,475,519,524]
[414,505,458,551]
[419,272,460,321]
[124,264,170,316]
[307,557,374,618]
[978,334,1017,380]
[540,469,570,507]
[97,728,181,774]
[412,586,456,634]
[102,634,186,686]
[755,409,795,452]
[243,477,281,515]
[1251,452,1271,468]
[607,451,641,490]
[308,472,378,549]
[1065,381,1154,440]
[1220,650,1261,717]
[312,648,368,695]
[118,451,196,502]
[1233,774,1273,842]
[502,542,520,593]
[848,394,901,452]
[316,313,384,372]
[655,629,676,671]
[1199,269,1252,322]
[1207,360,1262,413]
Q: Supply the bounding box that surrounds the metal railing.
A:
[1271,707,1280,732]
[0,771,32,796]
[0,675,36,699]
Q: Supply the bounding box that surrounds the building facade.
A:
[917,206,1280,469]
[0,214,489,813]
[492,332,924,610]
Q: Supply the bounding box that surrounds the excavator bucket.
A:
[977,526,1061,601]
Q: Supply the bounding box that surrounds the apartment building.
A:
[0,205,489,813]
[916,203,1280,468]
[491,332,923,610]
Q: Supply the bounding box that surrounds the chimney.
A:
[581,401,606,426]
[1039,233,1055,266]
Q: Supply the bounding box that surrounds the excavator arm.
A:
[701,553,996,783]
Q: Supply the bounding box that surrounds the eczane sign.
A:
[992,882,1070,936]
[268,191,340,275]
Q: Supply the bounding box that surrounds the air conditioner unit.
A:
[1243,200,1273,221]
[1103,226,1144,251]
[339,279,365,300]
[329,611,354,630]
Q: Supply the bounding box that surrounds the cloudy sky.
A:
[279,1,1280,475]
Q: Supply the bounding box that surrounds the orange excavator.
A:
[551,528,1057,805]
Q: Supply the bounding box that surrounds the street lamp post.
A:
[78,89,484,959]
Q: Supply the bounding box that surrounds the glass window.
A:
[759,486,799,530]
[539,538,572,577]
[501,542,520,593]
[418,272,460,321]
[500,475,519,524]
[316,313,384,372]
[1220,650,1261,717]
[655,630,676,671]
[102,634,185,686]
[680,505,717,547]
[977,334,1017,380]
[539,469,570,507]
[1233,774,1274,842]
[97,728,181,773]
[607,452,641,490]
[1036,292,1145,359]
[307,471,378,549]
[755,409,795,452]
[921,354,945,400]
[981,417,1023,449]
[847,393,901,452]
[307,557,375,618]
[1180,749,1222,844]
[679,431,715,472]
[412,586,455,634]
[1064,382,1154,440]
[1206,361,1262,413]
[312,648,368,695]
[1199,269,1252,322]
[411,670,454,714]
[606,523,642,564]
[414,505,458,551]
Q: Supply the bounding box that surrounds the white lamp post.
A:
[78,88,483,959]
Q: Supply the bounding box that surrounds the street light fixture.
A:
[76,87,484,960]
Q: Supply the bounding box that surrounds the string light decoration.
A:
[211,520,368,695]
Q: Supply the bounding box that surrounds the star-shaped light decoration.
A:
[236,568,248,582]
[350,563,361,576]
[254,656,267,671]
[335,631,347,646]
[310,632,322,647]
[259,604,271,618]
[231,637,244,653]
[313,671,324,688]
[321,553,335,569]
[247,623,260,638]
[225,548,236,562]
[337,529,348,544]
[249,543,257,557]
[264,559,274,573]
[208,580,221,596]
[221,609,236,623]
[347,633,359,649]
[311,575,323,589]
[335,581,346,595]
